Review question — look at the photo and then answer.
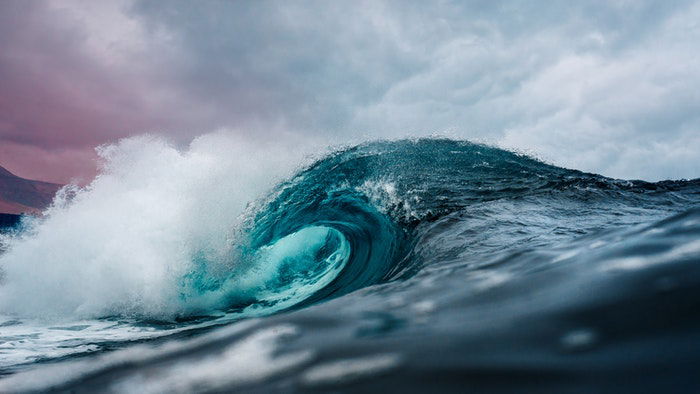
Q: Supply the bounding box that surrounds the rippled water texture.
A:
[1,139,699,393]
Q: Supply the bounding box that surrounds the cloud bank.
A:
[1,0,699,183]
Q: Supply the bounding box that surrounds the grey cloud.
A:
[2,0,699,182]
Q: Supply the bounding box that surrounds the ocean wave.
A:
[1,138,699,392]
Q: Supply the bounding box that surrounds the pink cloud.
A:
[0,141,97,185]
[0,1,189,183]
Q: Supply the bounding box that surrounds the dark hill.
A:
[0,165,62,215]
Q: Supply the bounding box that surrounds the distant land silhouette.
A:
[0,165,62,216]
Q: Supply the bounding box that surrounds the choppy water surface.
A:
[1,139,699,393]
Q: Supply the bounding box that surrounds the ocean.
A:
[1,139,699,393]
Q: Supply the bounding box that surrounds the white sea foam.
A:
[356,179,422,221]
[0,318,261,392]
[301,353,401,386]
[111,324,312,393]
[0,132,311,321]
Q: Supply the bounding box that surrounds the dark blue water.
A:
[0,214,21,230]
[1,139,699,393]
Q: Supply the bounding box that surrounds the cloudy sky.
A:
[1,0,699,184]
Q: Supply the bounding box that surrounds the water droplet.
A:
[589,240,607,249]
[412,301,436,314]
[301,354,401,386]
[560,328,598,351]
